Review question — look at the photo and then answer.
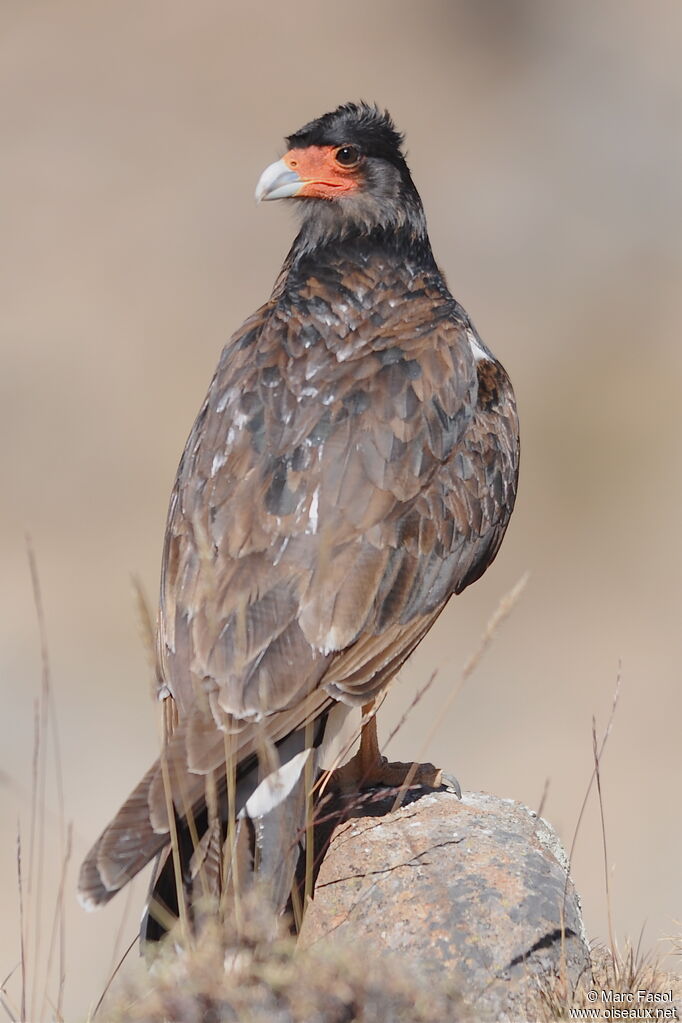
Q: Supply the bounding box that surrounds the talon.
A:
[441,772,462,798]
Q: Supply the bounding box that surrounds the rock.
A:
[299,788,590,1021]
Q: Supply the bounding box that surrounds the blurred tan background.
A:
[2,0,681,1016]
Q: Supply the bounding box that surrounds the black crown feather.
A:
[286,102,406,166]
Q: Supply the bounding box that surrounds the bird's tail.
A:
[77,718,326,940]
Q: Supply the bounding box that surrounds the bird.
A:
[77,101,519,939]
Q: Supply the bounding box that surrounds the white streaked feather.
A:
[466,328,490,363]
[211,451,227,475]
[307,488,319,534]
[319,624,345,655]
[241,748,312,818]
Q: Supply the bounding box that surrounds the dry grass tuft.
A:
[530,939,682,1021]
[1,543,71,1023]
[100,889,467,1023]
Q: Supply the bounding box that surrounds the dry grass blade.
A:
[380,669,438,755]
[106,879,138,995]
[30,694,46,1022]
[158,748,190,944]
[42,823,72,1022]
[15,828,26,1023]
[0,998,17,1023]
[0,960,21,1023]
[28,538,64,1020]
[131,576,157,695]
[223,728,243,933]
[91,934,138,1020]
[592,714,617,960]
[391,572,529,812]
[554,670,622,1012]
[531,668,639,1020]
[0,998,18,1023]
[24,697,39,1019]
[564,668,622,907]
[3,540,73,1022]
[27,537,66,831]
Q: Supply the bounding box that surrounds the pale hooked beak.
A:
[255,158,303,202]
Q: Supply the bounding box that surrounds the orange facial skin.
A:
[283,146,361,199]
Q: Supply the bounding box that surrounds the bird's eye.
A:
[334,145,361,168]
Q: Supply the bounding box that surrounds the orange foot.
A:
[330,703,444,794]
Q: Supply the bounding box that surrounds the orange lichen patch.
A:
[283,146,360,199]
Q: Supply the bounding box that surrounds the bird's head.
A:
[255,102,429,256]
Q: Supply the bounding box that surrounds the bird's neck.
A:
[285,189,437,271]
[280,222,439,297]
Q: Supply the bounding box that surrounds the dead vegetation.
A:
[101,889,467,1023]
[530,940,682,1022]
[1,542,71,1023]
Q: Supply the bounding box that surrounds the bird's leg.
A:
[331,701,443,792]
